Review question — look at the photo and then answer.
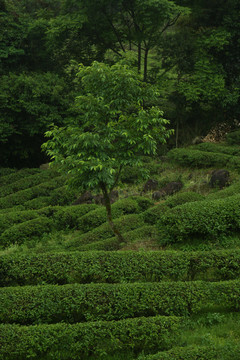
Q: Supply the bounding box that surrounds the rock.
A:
[143,179,158,192]
[209,169,230,189]
[152,191,162,200]
[94,190,119,205]
[72,191,93,205]
[192,136,204,145]
[152,181,183,200]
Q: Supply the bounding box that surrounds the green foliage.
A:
[0,170,57,198]
[2,249,240,287]
[0,177,65,209]
[2,280,240,325]
[0,168,16,177]
[48,185,77,206]
[0,216,54,247]
[0,210,38,233]
[157,194,240,244]
[164,192,205,208]
[193,142,240,156]
[226,130,240,145]
[23,196,51,210]
[208,181,240,200]
[138,344,240,360]
[53,203,98,230]
[143,204,169,225]
[0,72,72,167]
[0,316,181,359]
[68,213,145,248]
[0,168,40,186]
[43,61,172,194]
[167,148,240,171]
[76,198,141,233]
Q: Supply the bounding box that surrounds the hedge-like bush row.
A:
[23,196,51,210]
[0,216,54,247]
[0,210,39,234]
[138,344,240,360]
[0,177,66,209]
[143,204,169,225]
[0,316,181,359]
[143,193,205,225]
[164,192,205,208]
[47,185,77,206]
[207,180,240,200]
[68,213,145,248]
[75,225,157,251]
[1,249,240,286]
[0,168,40,186]
[74,197,149,233]
[0,170,58,198]
[2,280,240,325]
[157,194,240,244]
[0,168,16,177]
[0,205,26,214]
[167,148,240,170]
[226,130,240,145]
[194,142,240,156]
[53,203,98,229]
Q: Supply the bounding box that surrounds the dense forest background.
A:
[1,0,239,168]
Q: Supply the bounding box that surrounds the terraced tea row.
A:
[1,249,240,286]
[1,280,240,325]
[0,315,181,360]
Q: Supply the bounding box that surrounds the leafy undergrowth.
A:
[1,143,240,358]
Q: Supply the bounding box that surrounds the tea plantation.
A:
[1,142,240,359]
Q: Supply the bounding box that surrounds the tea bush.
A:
[1,249,239,286]
[0,216,54,247]
[157,194,240,244]
[0,316,181,359]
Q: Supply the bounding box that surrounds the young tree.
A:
[43,61,172,242]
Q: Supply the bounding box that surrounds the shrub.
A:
[0,316,181,359]
[120,165,140,184]
[23,196,51,209]
[1,249,240,286]
[67,213,145,248]
[143,204,169,225]
[226,130,240,145]
[75,225,156,251]
[0,177,66,209]
[78,237,120,251]
[0,168,16,177]
[208,181,240,200]
[0,210,38,233]
[53,204,98,229]
[3,280,237,325]
[131,196,154,211]
[138,344,240,360]
[167,148,240,170]
[164,192,205,208]
[0,170,58,198]
[157,194,240,244]
[77,198,141,233]
[0,168,40,186]
[0,216,54,247]
[194,142,240,156]
[48,185,77,206]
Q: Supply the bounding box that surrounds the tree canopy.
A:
[43,61,172,241]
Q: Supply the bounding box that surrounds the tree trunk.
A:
[138,42,141,73]
[100,184,126,243]
[175,118,179,148]
[143,48,149,82]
